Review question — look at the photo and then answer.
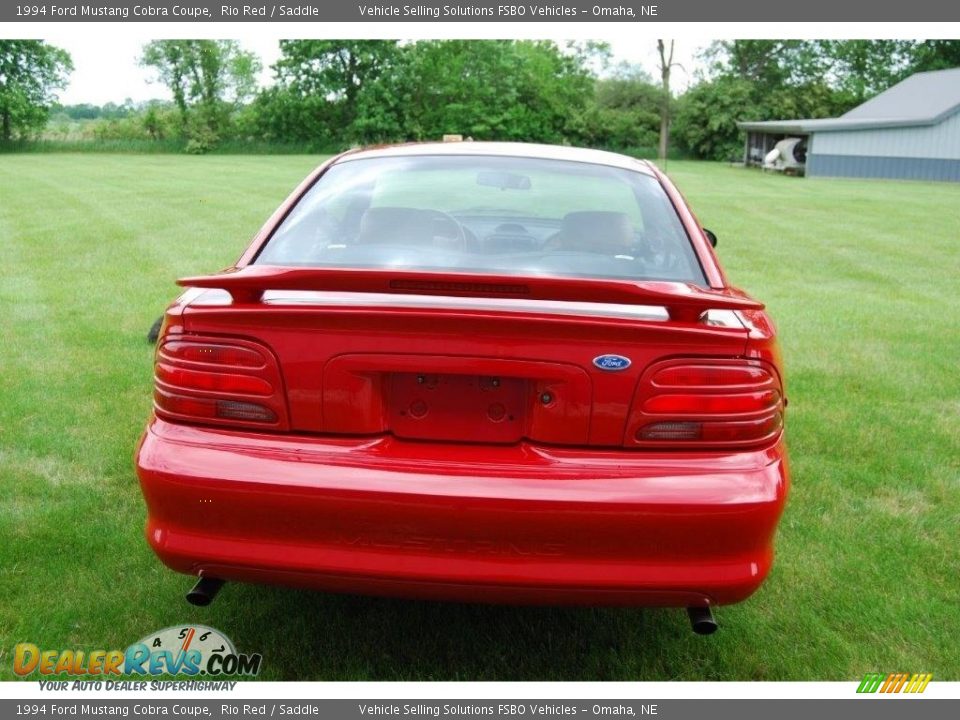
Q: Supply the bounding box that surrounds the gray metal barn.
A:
[737,67,960,181]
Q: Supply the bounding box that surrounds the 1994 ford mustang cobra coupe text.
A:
[135,142,789,633]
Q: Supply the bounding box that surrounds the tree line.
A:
[3,39,959,158]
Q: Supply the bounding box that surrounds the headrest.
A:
[357,207,435,245]
[560,211,634,253]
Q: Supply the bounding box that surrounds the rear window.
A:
[256,154,706,284]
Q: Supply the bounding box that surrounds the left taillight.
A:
[625,359,784,449]
[153,338,288,430]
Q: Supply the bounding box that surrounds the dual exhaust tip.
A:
[186,576,719,634]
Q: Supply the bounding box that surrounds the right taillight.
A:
[153,337,288,430]
[626,359,784,448]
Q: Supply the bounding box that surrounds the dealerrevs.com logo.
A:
[14,625,262,678]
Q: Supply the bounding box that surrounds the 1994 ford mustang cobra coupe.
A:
[135,142,789,633]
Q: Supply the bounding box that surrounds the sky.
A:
[54,37,702,106]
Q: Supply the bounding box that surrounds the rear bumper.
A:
[135,417,789,606]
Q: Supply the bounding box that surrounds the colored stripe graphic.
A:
[887,673,909,693]
[905,673,933,693]
[858,672,931,694]
[857,673,886,693]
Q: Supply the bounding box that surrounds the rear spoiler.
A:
[178,265,763,323]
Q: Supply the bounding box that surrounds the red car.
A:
[135,142,788,633]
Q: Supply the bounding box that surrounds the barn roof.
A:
[737,66,960,133]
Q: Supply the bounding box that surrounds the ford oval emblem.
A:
[593,354,632,372]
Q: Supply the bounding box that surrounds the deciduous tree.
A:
[0,40,72,141]
[140,40,260,149]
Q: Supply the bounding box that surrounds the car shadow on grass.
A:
[198,582,708,681]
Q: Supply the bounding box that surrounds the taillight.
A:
[153,337,287,430]
[627,360,784,448]
[156,364,273,396]
[643,389,780,414]
[161,341,265,367]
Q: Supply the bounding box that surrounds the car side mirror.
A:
[703,228,718,248]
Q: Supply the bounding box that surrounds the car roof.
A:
[336,141,657,176]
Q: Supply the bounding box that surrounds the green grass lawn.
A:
[1,155,957,681]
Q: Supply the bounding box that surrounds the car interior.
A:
[255,158,706,283]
